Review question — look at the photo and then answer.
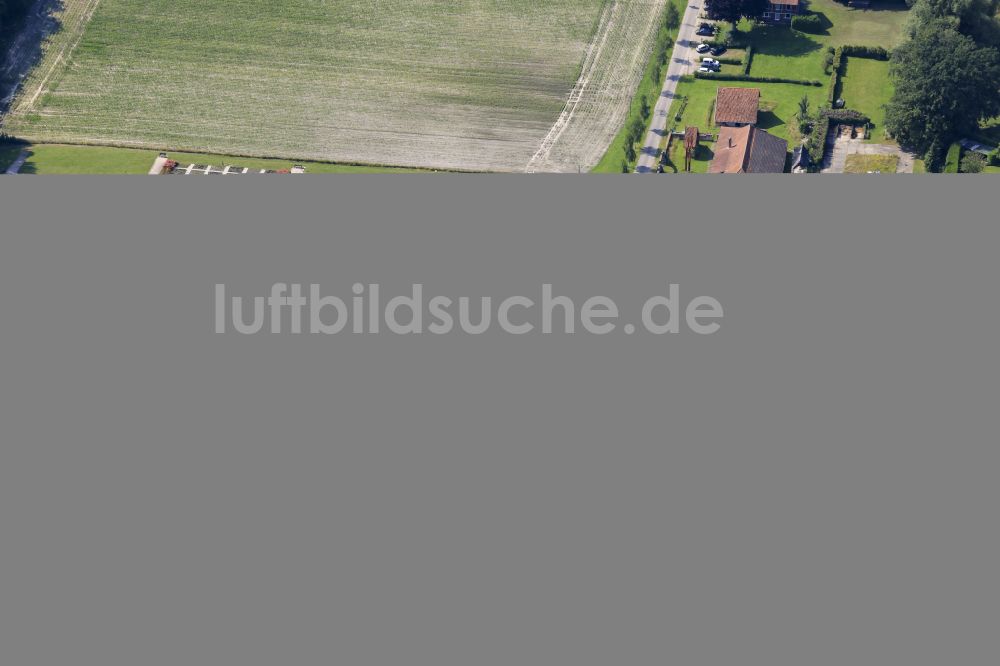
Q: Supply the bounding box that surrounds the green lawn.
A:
[665,76,826,171]
[844,153,898,173]
[9,144,432,174]
[837,57,893,142]
[746,0,908,79]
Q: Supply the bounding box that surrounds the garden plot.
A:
[2,0,667,172]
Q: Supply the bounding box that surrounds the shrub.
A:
[960,151,987,173]
[693,72,822,86]
[821,108,871,125]
[792,14,826,34]
[823,50,835,74]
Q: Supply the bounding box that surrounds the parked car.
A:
[695,43,712,54]
[710,46,727,56]
[696,25,715,37]
[701,57,720,66]
[698,66,719,74]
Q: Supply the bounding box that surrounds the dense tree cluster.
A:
[887,2,1000,165]
[1,0,35,35]
[708,0,769,26]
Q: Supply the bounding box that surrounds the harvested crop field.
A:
[2,0,667,172]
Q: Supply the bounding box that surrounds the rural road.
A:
[636,0,705,173]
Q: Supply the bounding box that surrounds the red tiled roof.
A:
[709,126,788,174]
[714,88,760,126]
[684,126,700,150]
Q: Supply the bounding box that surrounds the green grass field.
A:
[3,0,670,172]
[4,144,432,174]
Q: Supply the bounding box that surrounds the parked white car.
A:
[695,43,711,54]
[701,57,720,66]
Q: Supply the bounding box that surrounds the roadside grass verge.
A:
[9,144,434,174]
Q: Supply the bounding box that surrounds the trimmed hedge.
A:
[841,45,889,61]
[742,44,755,76]
[944,143,962,173]
[827,47,844,107]
[822,108,871,125]
[694,72,822,86]
[791,14,826,34]
[807,115,832,165]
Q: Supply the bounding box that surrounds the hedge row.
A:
[803,109,873,167]
[821,108,871,125]
[841,45,890,61]
[807,115,832,166]
[791,14,826,34]
[742,44,755,76]
[694,72,822,86]
[827,47,845,107]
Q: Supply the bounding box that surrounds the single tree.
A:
[664,2,681,31]
[884,21,1000,156]
[906,0,1000,45]
[709,0,744,25]
[624,141,637,164]
[740,0,770,23]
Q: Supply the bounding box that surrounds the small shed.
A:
[684,127,700,172]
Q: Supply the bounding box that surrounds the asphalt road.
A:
[635,0,705,173]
